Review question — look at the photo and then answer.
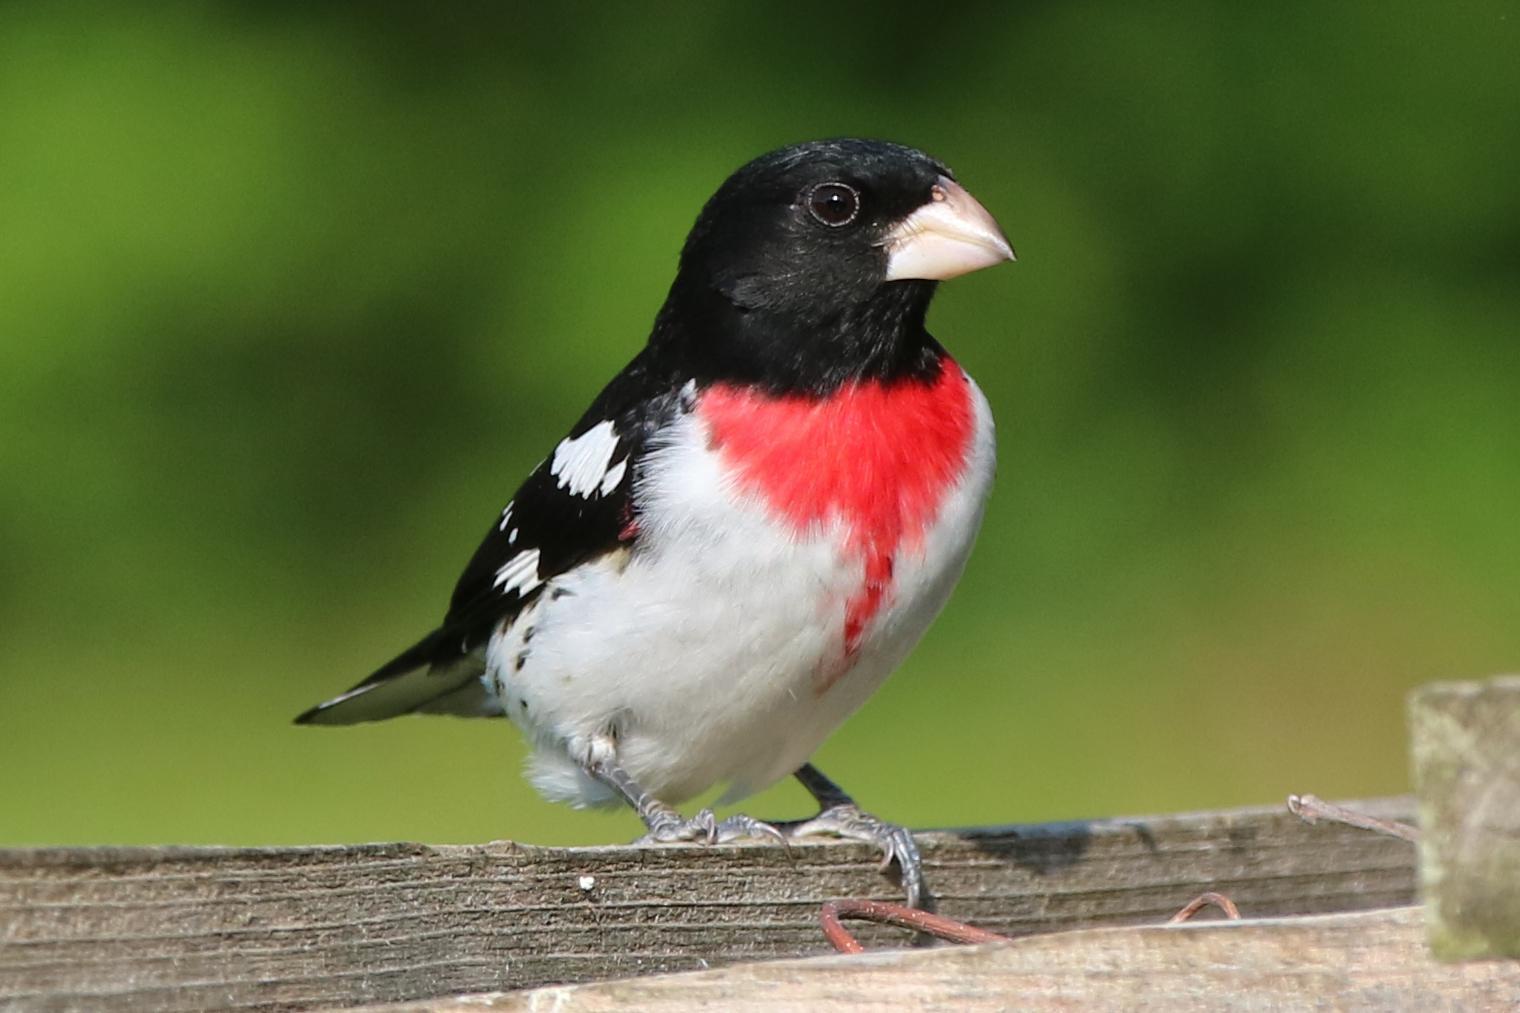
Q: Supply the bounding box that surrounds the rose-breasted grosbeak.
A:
[297,139,1013,906]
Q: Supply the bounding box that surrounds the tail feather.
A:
[294,630,500,725]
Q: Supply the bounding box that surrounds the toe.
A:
[785,805,925,908]
[886,827,924,908]
[714,814,791,851]
[636,807,719,845]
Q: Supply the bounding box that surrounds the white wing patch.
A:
[493,548,542,597]
[551,420,624,498]
[498,502,514,532]
[599,458,628,496]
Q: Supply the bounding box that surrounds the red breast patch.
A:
[698,360,976,672]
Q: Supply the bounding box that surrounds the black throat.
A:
[647,274,945,397]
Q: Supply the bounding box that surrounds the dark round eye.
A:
[806,182,860,227]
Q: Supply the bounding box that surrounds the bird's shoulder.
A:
[435,352,693,660]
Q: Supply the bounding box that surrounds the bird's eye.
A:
[806,182,860,227]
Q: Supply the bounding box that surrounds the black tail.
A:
[294,630,494,725]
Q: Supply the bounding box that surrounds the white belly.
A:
[486,380,995,808]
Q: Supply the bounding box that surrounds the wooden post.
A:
[1410,675,1520,960]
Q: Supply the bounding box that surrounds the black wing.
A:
[296,351,689,725]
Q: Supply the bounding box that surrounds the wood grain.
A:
[0,798,1417,1011]
[378,907,1520,1012]
[1411,675,1520,959]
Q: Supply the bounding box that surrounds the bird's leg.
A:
[586,756,784,846]
[586,755,714,842]
[786,762,925,908]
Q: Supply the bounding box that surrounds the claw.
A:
[714,814,792,855]
[637,809,794,854]
[786,804,925,908]
[637,807,718,844]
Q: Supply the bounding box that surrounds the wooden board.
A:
[372,907,1520,1012]
[1411,675,1520,959]
[0,798,1417,1011]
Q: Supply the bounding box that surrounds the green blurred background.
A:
[2,2,1516,848]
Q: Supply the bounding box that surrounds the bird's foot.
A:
[589,754,787,849]
[713,812,790,850]
[637,808,788,847]
[787,804,924,908]
[637,806,717,844]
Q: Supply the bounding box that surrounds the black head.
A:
[651,139,1012,394]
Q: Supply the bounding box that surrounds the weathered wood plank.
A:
[0,798,1417,1011]
[378,907,1518,1012]
[1411,675,1520,960]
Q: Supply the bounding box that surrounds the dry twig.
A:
[1287,794,1420,843]
[820,899,1007,953]
[820,889,1243,953]
[1168,891,1242,923]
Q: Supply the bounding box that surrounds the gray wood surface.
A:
[1412,675,1520,960]
[373,907,1520,1012]
[0,798,1417,1011]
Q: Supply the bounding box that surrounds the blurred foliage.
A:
[2,2,1517,847]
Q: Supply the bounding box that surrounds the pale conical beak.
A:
[883,176,1015,282]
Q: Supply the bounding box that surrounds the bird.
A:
[296,138,1013,907]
